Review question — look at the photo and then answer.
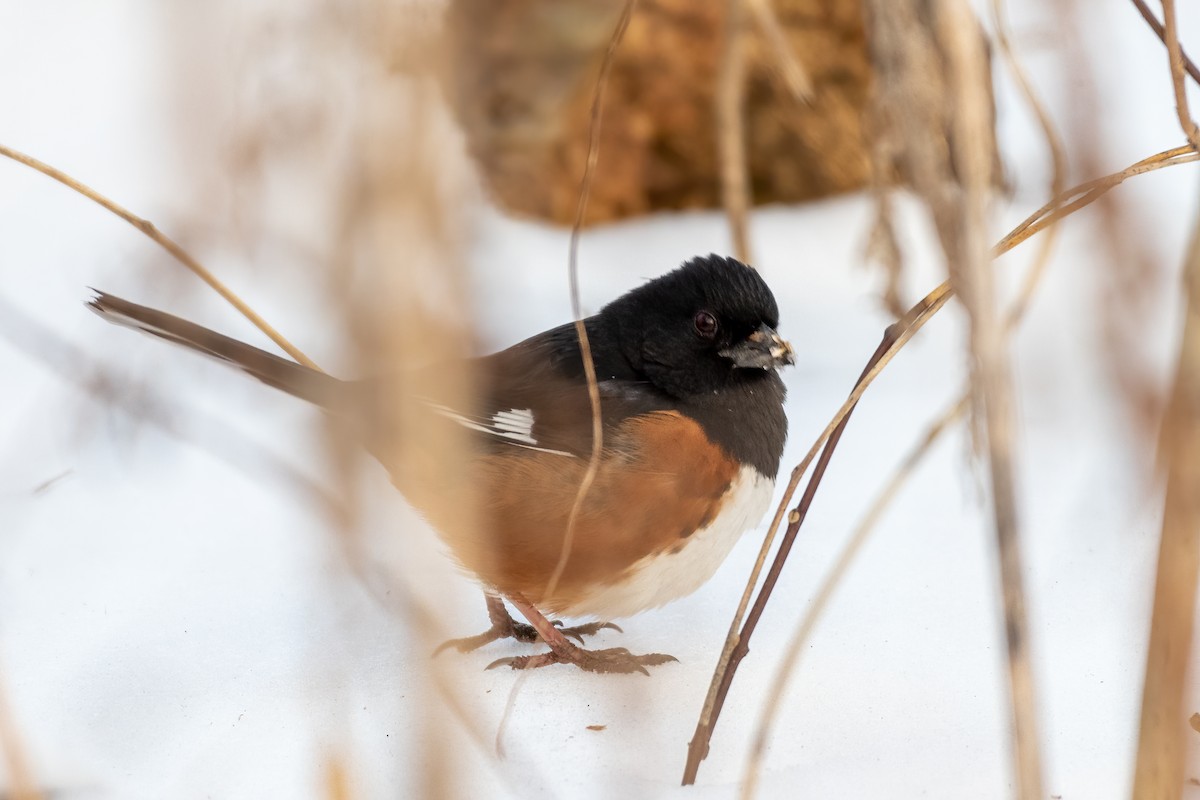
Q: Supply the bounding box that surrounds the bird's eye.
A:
[693,310,719,339]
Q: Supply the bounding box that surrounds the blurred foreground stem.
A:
[1132,197,1200,800]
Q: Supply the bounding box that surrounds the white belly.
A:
[559,466,776,619]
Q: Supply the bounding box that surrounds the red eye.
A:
[694,311,718,338]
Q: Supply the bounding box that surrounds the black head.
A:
[600,254,793,399]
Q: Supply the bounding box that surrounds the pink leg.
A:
[433,594,621,656]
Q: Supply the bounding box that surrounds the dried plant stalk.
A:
[718,0,753,264]
[682,140,1198,785]
[1129,0,1200,85]
[941,3,1044,797]
[545,0,639,601]
[1131,209,1200,800]
[745,0,814,103]
[740,393,969,798]
[1160,0,1200,151]
[0,144,318,370]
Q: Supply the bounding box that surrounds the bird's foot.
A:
[487,646,677,676]
[556,620,624,645]
[434,599,621,655]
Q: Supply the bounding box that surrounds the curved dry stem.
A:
[991,0,1067,326]
[740,6,1072,790]
[683,284,952,784]
[544,0,639,602]
[1160,0,1200,152]
[740,394,969,798]
[0,143,319,370]
[494,671,531,759]
[685,143,1200,785]
[995,145,1198,256]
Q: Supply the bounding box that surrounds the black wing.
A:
[396,319,672,458]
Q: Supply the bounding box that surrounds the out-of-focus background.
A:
[1,1,1199,798]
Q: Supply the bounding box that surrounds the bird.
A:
[88,254,792,674]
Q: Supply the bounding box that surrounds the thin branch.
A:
[682,142,1200,784]
[1160,0,1200,151]
[0,142,517,795]
[991,0,1067,324]
[740,393,969,798]
[0,144,319,370]
[545,0,638,600]
[718,0,753,264]
[944,1,1044,794]
[1129,0,1200,87]
[740,2,1070,789]
[684,286,952,785]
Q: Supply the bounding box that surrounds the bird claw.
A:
[559,621,623,645]
[433,627,508,657]
[435,618,620,655]
[486,646,678,675]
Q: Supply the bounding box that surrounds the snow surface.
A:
[3,2,1200,798]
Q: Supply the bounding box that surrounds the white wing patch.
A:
[427,403,575,457]
[490,408,537,444]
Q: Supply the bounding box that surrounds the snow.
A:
[2,2,1200,798]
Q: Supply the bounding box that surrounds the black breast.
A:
[679,371,788,478]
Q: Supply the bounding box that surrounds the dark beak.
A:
[719,323,795,370]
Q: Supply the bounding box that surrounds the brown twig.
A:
[683,287,951,785]
[1129,0,1200,87]
[740,392,969,797]
[545,0,639,601]
[1160,0,1200,152]
[717,0,753,264]
[0,144,319,370]
[0,133,513,794]
[991,0,1067,325]
[1131,203,1200,799]
[682,141,1200,785]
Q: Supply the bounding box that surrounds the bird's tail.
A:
[87,290,343,408]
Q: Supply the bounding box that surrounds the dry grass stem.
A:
[494,672,531,759]
[996,146,1199,256]
[1160,0,1200,151]
[684,137,1200,787]
[942,1,1044,795]
[741,3,1069,788]
[990,0,1067,325]
[718,0,753,265]
[740,394,969,798]
[1131,205,1200,799]
[745,0,815,104]
[544,0,639,602]
[1130,0,1200,86]
[0,143,319,370]
[683,286,952,784]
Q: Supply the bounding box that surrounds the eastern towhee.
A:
[89,254,792,674]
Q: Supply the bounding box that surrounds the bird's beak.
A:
[719,323,795,370]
